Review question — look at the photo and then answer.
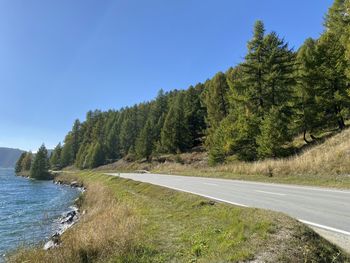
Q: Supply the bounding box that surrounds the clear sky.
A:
[0,0,333,151]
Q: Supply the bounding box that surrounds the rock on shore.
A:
[44,181,85,250]
[44,206,80,250]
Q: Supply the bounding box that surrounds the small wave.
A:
[0,170,80,256]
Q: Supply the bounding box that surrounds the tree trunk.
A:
[303,129,311,144]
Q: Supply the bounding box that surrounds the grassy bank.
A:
[97,128,350,189]
[8,172,349,262]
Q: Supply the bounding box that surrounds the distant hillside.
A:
[0,147,24,168]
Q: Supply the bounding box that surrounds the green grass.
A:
[8,171,349,262]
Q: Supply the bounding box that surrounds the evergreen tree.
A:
[135,119,154,160]
[263,32,295,109]
[321,0,350,129]
[315,32,349,130]
[240,20,266,116]
[30,144,51,180]
[202,72,230,129]
[345,0,350,78]
[71,119,81,160]
[61,135,74,167]
[220,21,295,161]
[86,142,105,168]
[325,0,347,37]
[105,118,122,162]
[150,89,168,144]
[50,143,62,170]
[161,93,191,153]
[240,21,295,115]
[184,84,206,147]
[21,152,33,171]
[15,152,26,173]
[256,107,290,158]
[208,124,227,165]
[296,38,325,141]
[120,107,139,155]
[75,143,89,169]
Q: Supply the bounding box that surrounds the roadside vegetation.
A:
[7,172,350,262]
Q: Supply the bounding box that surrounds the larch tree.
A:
[161,93,191,153]
[135,119,154,160]
[30,144,51,180]
[50,143,62,170]
[15,152,26,174]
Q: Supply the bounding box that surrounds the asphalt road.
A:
[106,173,350,237]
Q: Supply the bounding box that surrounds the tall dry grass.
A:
[8,183,140,263]
[219,128,350,177]
[153,128,350,180]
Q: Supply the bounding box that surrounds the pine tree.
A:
[15,152,26,173]
[61,135,74,167]
[150,89,168,144]
[86,142,105,168]
[202,72,230,129]
[263,32,295,109]
[75,143,89,169]
[161,93,191,153]
[315,32,349,130]
[105,118,121,162]
[325,0,347,37]
[240,20,266,116]
[135,119,154,160]
[221,21,295,161]
[321,0,350,129]
[208,124,227,165]
[50,143,62,170]
[71,119,81,160]
[30,144,51,180]
[345,0,350,78]
[21,152,33,171]
[256,107,290,158]
[295,38,325,141]
[184,84,206,147]
[120,107,139,155]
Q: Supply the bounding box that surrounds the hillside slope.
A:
[97,128,350,188]
[0,147,24,168]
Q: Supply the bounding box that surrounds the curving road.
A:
[106,172,350,251]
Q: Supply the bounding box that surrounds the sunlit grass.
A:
[8,172,349,262]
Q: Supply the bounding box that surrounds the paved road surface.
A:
[106,173,350,249]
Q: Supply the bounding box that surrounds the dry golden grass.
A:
[147,129,350,187]
[7,181,140,263]
[221,129,350,177]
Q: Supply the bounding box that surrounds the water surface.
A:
[0,168,79,258]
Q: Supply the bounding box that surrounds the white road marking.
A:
[255,190,286,196]
[107,173,350,237]
[207,178,350,194]
[298,219,350,236]
[154,183,249,207]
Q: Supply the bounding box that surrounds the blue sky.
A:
[0,0,333,151]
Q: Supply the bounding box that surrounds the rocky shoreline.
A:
[43,181,85,250]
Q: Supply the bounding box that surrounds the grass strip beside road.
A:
[8,171,350,262]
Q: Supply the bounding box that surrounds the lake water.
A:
[0,168,80,259]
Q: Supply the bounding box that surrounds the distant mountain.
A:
[0,147,24,168]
